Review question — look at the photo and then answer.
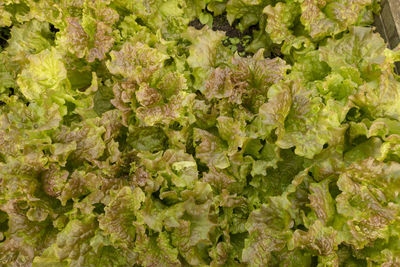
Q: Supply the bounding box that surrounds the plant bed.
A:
[0,1,400,266]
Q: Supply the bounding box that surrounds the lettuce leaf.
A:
[1,0,400,266]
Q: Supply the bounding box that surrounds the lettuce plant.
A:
[1,0,400,266]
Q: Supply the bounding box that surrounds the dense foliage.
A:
[1,0,400,266]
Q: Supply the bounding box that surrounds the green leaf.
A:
[193,128,230,169]
[301,0,375,40]
[263,1,300,44]
[275,83,347,159]
[185,26,232,89]
[17,48,70,103]
[107,41,168,83]
[6,19,53,63]
[335,158,400,249]
[99,186,145,248]
[226,0,267,30]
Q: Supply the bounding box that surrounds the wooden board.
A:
[375,0,400,73]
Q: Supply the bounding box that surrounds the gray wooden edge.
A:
[375,0,400,73]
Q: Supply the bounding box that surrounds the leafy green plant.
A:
[0,0,400,266]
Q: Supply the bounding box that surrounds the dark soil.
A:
[0,27,11,50]
[49,23,60,33]
[188,19,205,30]
[189,13,259,55]
[212,14,242,38]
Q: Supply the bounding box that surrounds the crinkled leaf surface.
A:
[1,0,400,266]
